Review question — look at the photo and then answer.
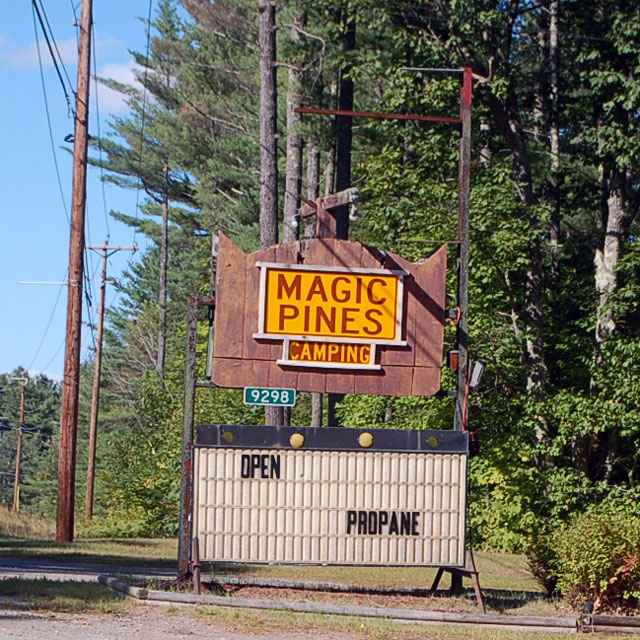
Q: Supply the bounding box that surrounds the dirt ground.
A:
[0,603,356,640]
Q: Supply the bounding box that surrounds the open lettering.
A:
[346,510,421,536]
[240,454,281,479]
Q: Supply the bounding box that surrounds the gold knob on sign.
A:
[358,432,373,448]
[222,431,234,443]
[290,433,305,448]
[427,435,440,448]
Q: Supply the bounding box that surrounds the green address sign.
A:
[243,387,296,407]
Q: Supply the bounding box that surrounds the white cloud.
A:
[27,369,63,383]
[1,36,78,70]
[94,60,142,114]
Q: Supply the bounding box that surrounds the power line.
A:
[36,0,76,91]
[31,0,76,118]
[32,2,70,224]
[40,338,65,374]
[27,270,68,372]
[91,24,111,238]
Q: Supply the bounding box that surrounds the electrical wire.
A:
[31,0,76,118]
[35,0,76,91]
[83,251,97,353]
[26,270,68,372]
[40,339,65,374]
[32,2,70,223]
[91,23,111,238]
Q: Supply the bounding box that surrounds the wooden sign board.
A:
[193,425,468,567]
[212,234,447,396]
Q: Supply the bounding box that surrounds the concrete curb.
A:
[99,574,585,633]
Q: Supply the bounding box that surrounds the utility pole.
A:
[57,0,93,544]
[9,377,27,512]
[84,241,137,519]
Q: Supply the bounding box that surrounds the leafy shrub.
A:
[552,512,640,611]
[526,530,558,597]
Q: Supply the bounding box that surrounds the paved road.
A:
[0,557,175,582]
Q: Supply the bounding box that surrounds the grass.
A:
[204,551,540,592]
[195,552,556,616]
[0,506,55,539]
[0,509,635,637]
[0,535,177,568]
[0,507,176,567]
[194,605,638,640]
[0,578,126,614]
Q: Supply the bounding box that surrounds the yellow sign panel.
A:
[257,264,405,344]
[278,340,377,369]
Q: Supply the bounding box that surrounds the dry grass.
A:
[0,507,176,567]
[0,507,55,539]
[0,578,126,614]
[194,605,637,640]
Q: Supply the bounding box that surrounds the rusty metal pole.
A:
[12,380,26,512]
[451,68,473,596]
[454,68,473,432]
[56,0,93,543]
[84,246,108,519]
[178,294,199,579]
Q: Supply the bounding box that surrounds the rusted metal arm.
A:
[298,188,359,219]
[296,106,461,125]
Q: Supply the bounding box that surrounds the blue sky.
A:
[0,1,155,380]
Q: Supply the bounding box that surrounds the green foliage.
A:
[553,512,640,611]
[0,370,60,512]
[37,0,640,554]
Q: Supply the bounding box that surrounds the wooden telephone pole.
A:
[84,241,137,519]
[57,0,93,543]
[9,377,27,512]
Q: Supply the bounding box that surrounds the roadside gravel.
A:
[0,603,354,640]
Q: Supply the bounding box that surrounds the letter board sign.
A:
[193,425,468,567]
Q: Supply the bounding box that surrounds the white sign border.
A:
[277,339,381,370]
[254,262,407,346]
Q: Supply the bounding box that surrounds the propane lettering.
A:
[346,510,421,536]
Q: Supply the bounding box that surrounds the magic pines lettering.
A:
[240,454,281,479]
[346,510,421,536]
[263,269,399,341]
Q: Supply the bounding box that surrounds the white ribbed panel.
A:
[193,448,467,567]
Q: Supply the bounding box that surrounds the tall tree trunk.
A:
[259,0,282,426]
[486,93,548,395]
[588,171,627,481]
[157,157,169,386]
[549,0,561,287]
[594,175,625,345]
[324,75,338,198]
[305,139,322,426]
[328,14,355,427]
[334,15,355,240]
[283,17,304,244]
[259,0,279,249]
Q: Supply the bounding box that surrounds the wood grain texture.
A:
[213,236,246,359]
[212,235,446,396]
